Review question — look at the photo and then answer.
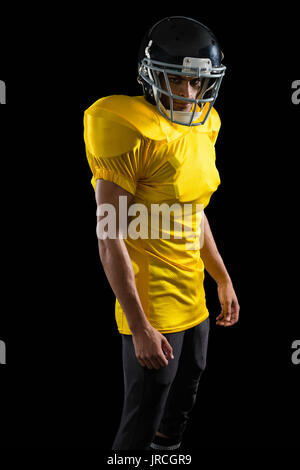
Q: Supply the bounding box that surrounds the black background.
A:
[0,3,299,456]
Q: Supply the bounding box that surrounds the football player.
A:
[84,16,240,450]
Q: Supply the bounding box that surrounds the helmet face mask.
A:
[137,16,226,126]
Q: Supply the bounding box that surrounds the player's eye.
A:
[168,76,181,84]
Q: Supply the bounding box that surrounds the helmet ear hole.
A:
[199,78,217,100]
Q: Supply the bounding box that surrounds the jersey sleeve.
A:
[83,105,146,195]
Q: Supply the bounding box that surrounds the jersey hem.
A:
[117,312,209,335]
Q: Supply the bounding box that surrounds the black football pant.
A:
[112,317,210,450]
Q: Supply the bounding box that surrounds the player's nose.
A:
[178,81,194,98]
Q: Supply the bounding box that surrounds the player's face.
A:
[159,73,202,111]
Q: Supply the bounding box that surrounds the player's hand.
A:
[216,280,240,327]
[131,325,174,370]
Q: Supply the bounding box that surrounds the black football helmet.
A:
[137,16,226,126]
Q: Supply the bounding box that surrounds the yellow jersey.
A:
[84,95,221,334]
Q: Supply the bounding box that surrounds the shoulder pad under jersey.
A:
[195,106,221,144]
[84,95,221,158]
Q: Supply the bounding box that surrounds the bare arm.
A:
[96,179,173,368]
[201,212,240,326]
[96,179,148,333]
[200,212,231,285]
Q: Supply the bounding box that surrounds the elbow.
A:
[97,235,123,262]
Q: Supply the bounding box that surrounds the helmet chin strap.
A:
[159,100,204,125]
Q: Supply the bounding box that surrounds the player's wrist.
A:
[216,273,232,287]
[130,319,152,336]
